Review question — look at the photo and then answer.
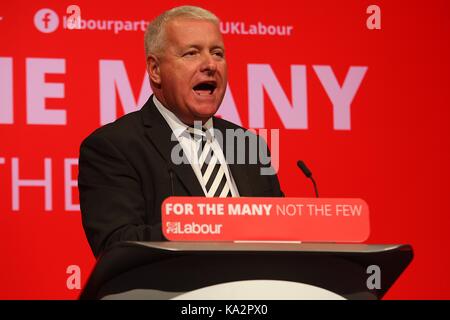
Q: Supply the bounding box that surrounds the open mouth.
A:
[193,81,217,96]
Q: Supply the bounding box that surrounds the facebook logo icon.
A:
[34,8,59,33]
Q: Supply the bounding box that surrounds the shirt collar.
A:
[153,95,214,139]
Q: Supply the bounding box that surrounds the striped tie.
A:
[188,127,232,197]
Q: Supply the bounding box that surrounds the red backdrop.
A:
[1,0,449,299]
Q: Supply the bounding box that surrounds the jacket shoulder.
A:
[82,108,144,146]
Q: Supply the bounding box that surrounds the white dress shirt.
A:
[153,95,240,197]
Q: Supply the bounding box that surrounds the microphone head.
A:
[297,160,312,178]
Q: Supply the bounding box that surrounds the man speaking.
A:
[78,5,283,258]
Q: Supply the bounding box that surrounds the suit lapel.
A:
[141,96,204,196]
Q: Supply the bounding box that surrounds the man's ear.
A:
[147,54,161,86]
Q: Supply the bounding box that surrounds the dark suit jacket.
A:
[78,96,283,257]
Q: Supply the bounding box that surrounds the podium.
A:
[80,241,413,300]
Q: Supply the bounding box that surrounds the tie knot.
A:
[187,126,207,140]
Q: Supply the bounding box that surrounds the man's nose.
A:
[200,53,217,75]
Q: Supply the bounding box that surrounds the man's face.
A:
[152,19,228,124]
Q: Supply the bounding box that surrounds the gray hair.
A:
[144,6,220,58]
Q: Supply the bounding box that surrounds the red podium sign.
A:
[162,197,370,242]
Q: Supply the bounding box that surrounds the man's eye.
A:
[213,51,224,58]
[184,51,198,57]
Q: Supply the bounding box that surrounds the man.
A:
[78,6,283,258]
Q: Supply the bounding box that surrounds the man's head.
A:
[145,6,227,125]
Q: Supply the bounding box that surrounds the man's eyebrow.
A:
[211,45,225,51]
[181,44,225,51]
[184,44,201,50]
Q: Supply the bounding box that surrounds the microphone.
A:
[168,168,175,196]
[297,160,319,198]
